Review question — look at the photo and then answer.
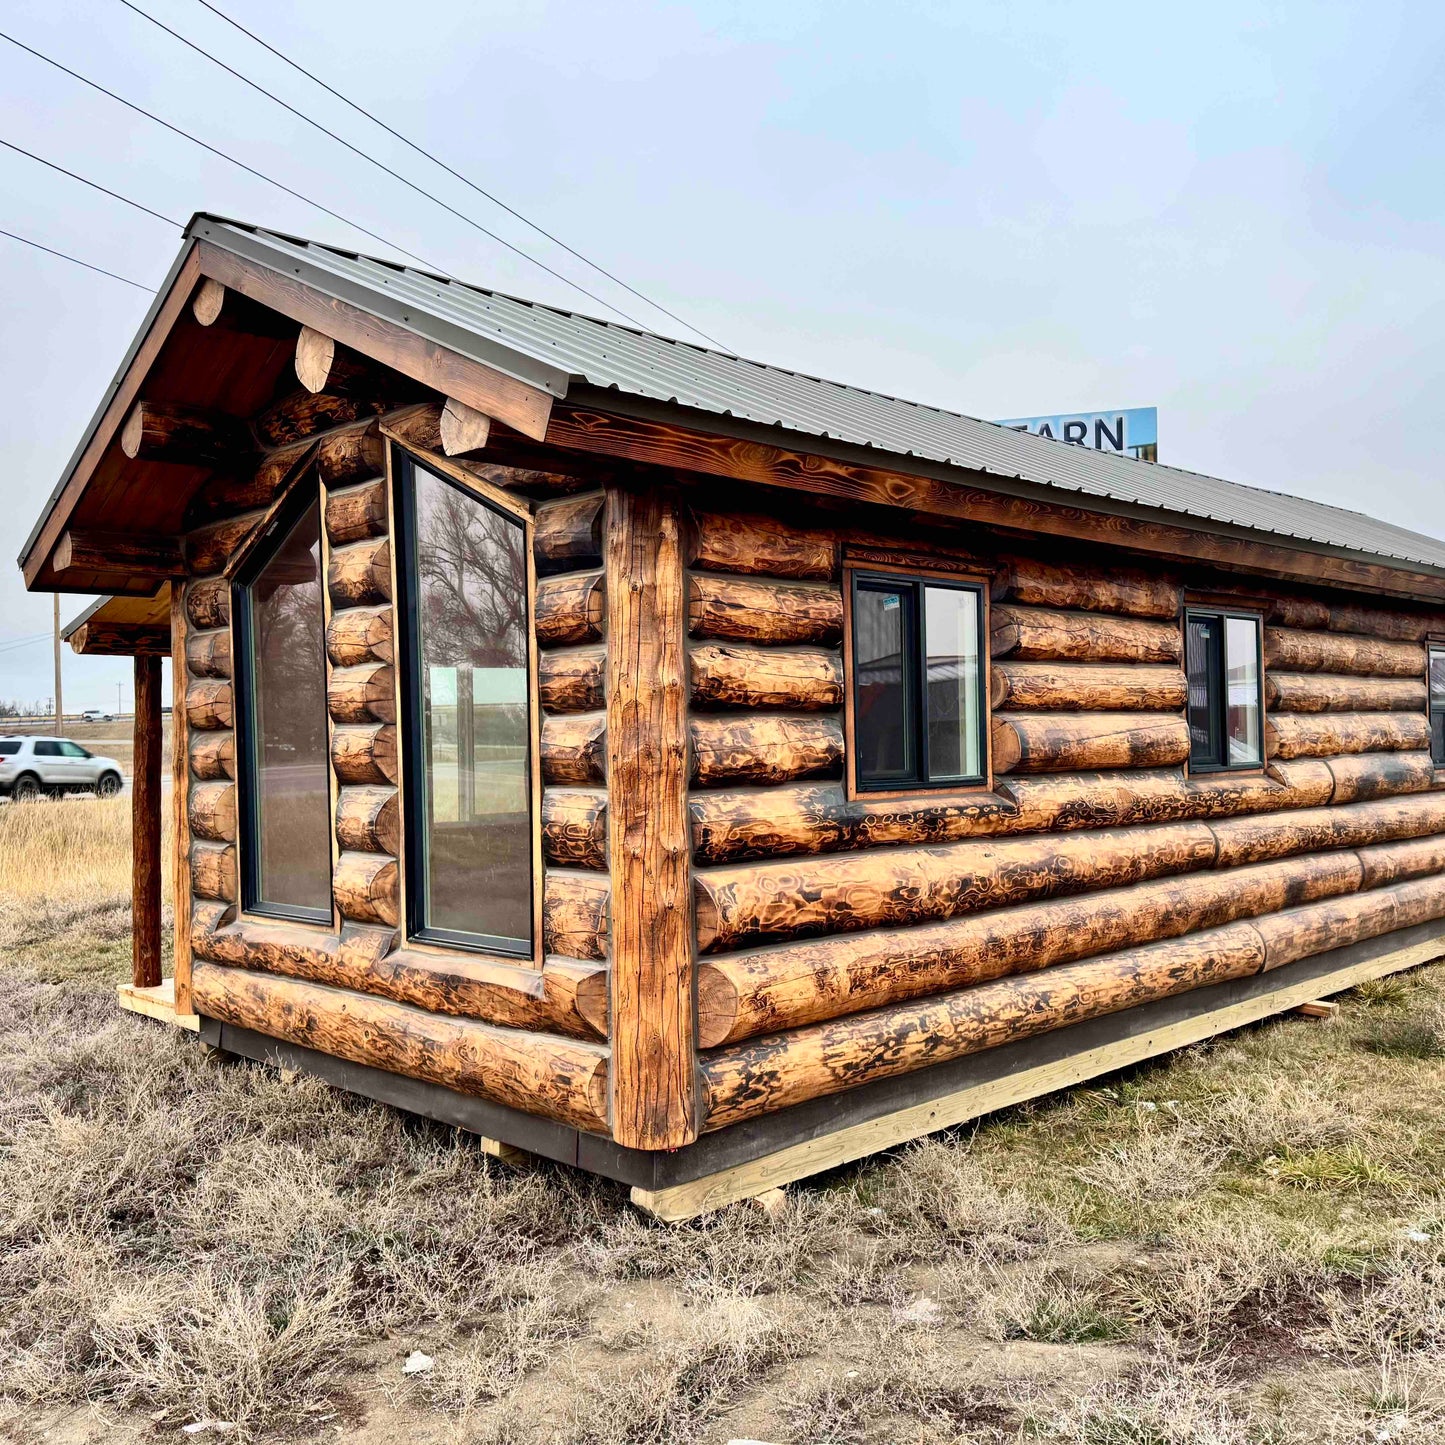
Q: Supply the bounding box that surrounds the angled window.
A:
[850,570,986,792]
[233,484,333,922]
[1185,608,1263,771]
[394,450,534,956]
[1430,646,1445,765]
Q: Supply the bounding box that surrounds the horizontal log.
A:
[440,396,491,455]
[1265,712,1430,760]
[255,389,387,450]
[329,537,392,607]
[1265,672,1427,713]
[192,278,295,336]
[690,714,844,788]
[185,628,231,680]
[335,785,400,855]
[991,556,1179,619]
[690,643,842,712]
[382,401,444,451]
[189,780,236,843]
[534,493,603,575]
[332,723,398,785]
[542,713,606,785]
[688,574,844,646]
[328,662,396,724]
[992,712,1190,774]
[542,789,608,870]
[695,820,1219,953]
[1325,751,1437,804]
[191,963,609,1132]
[189,730,235,782]
[184,439,312,524]
[327,605,393,667]
[688,509,838,580]
[192,915,605,1040]
[334,849,398,927]
[700,922,1269,1129]
[688,763,1352,866]
[1254,876,1445,971]
[991,605,1182,663]
[544,869,609,961]
[1356,833,1445,889]
[186,513,264,577]
[315,423,385,487]
[990,662,1186,712]
[295,327,376,396]
[185,577,229,631]
[1210,793,1445,868]
[55,530,185,579]
[1328,602,1445,642]
[535,572,605,646]
[120,401,252,466]
[538,647,605,713]
[186,679,233,731]
[1264,628,1424,678]
[697,850,1365,1046]
[325,479,388,545]
[68,621,170,657]
[190,840,237,903]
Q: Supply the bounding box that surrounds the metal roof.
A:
[29,213,1445,579]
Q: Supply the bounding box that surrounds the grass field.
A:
[4,800,1445,1443]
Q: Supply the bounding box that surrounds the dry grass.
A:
[5,800,1445,1442]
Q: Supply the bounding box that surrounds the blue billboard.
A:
[996,406,1157,462]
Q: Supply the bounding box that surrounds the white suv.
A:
[0,737,125,801]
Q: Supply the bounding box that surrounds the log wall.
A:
[679,495,1445,1134]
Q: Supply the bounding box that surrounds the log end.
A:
[295,326,337,394]
[696,962,741,1049]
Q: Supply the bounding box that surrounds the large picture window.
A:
[1430,646,1445,766]
[233,485,333,922]
[1185,607,1263,771]
[394,451,534,955]
[850,570,986,792]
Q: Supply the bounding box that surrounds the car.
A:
[0,736,125,801]
[80,709,114,722]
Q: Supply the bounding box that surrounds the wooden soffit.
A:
[64,586,172,656]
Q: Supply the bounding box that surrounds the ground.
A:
[4,796,1445,1444]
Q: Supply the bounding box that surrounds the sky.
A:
[1,0,1443,711]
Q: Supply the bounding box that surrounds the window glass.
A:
[852,572,985,790]
[0,741,19,756]
[854,585,913,784]
[59,741,89,758]
[33,740,60,756]
[1430,647,1445,765]
[924,585,981,781]
[239,495,332,919]
[1187,609,1262,771]
[401,456,532,952]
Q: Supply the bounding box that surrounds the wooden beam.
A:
[171,584,193,1017]
[132,654,163,990]
[605,483,697,1149]
[543,407,1445,603]
[196,239,555,441]
[440,397,491,455]
[120,400,253,466]
[54,530,186,579]
[192,278,297,337]
[69,621,171,656]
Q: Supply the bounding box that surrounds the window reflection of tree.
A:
[253,527,326,764]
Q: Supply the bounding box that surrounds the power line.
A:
[0,225,152,289]
[118,0,672,336]
[0,136,182,227]
[0,27,441,271]
[191,0,729,348]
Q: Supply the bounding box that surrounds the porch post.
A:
[132,652,163,989]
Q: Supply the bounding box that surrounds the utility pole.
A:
[53,594,63,736]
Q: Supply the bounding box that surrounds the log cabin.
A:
[22,215,1445,1218]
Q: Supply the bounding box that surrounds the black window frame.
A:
[392,446,536,959]
[232,478,334,926]
[1429,644,1445,767]
[849,569,989,794]
[1184,605,1265,774]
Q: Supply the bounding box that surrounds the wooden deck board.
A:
[117,977,201,1032]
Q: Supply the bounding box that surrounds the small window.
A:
[0,741,19,756]
[233,483,333,923]
[59,741,89,758]
[394,450,534,956]
[850,570,986,791]
[1186,608,1263,771]
[33,740,60,757]
[1430,646,1445,765]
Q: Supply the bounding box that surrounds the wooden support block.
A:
[116,979,201,1032]
[480,1136,534,1167]
[630,933,1445,1221]
[1295,1000,1340,1019]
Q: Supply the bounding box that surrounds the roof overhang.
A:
[64,588,172,656]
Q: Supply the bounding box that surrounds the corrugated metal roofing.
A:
[172,218,1445,576]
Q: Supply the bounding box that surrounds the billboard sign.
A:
[996,406,1157,462]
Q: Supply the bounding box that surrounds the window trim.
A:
[1429,643,1445,768]
[1183,604,1266,775]
[231,475,335,926]
[844,562,991,799]
[388,441,543,962]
